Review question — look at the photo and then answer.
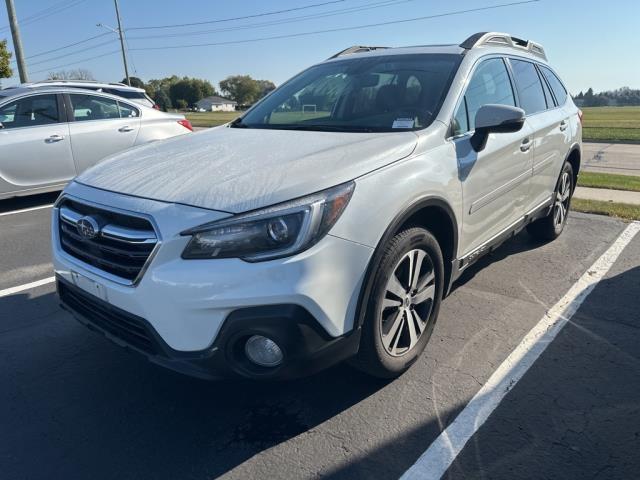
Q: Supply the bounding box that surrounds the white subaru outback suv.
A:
[52,33,581,380]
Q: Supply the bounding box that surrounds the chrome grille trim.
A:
[55,195,162,286]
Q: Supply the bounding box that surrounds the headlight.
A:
[181,181,355,261]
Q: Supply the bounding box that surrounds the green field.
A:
[185,111,240,127]
[582,106,640,143]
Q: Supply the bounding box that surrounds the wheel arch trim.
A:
[352,195,459,331]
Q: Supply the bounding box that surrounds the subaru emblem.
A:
[77,216,100,240]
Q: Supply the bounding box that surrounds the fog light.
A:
[244,335,283,367]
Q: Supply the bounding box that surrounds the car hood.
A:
[77,126,418,213]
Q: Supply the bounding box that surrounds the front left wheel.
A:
[351,227,444,378]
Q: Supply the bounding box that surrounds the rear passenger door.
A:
[66,93,141,173]
[452,57,534,256]
[508,58,568,211]
[538,65,573,198]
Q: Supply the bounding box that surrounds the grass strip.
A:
[578,172,640,192]
[572,198,640,221]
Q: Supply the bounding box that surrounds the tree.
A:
[0,39,12,80]
[48,69,95,80]
[154,88,172,111]
[122,76,145,89]
[256,79,276,99]
[169,77,216,107]
[219,75,261,105]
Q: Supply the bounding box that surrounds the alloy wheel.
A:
[554,171,571,228]
[379,249,436,357]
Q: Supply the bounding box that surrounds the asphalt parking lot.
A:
[1,194,639,480]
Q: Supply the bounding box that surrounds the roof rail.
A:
[328,45,389,60]
[460,32,547,60]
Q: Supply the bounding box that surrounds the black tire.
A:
[527,162,574,242]
[351,227,444,378]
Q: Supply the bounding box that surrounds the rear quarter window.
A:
[539,66,568,105]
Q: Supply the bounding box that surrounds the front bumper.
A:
[52,183,373,379]
[58,276,361,380]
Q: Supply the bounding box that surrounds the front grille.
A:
[58,278,161,356]
[57,197,158,283]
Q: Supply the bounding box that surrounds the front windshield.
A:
[236,53,461,133]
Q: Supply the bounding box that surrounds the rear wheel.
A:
[352,227,444,378]
[527,162,574,241]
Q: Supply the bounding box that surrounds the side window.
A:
[0,94,59,129]
[538,67,556,108]
[69,94,121,122]
[452,98,468,136]
[117,101,140,118]
[539,66,568,105]
[510,59,547,115]
[454,57,515,132]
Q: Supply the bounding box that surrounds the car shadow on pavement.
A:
[1,290,392,479]
[450,230,547,294]
[0,191,60,214]
[324,265,640,480]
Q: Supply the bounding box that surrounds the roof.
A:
[196,95,237,106]
[0,86,149,104]
[323,44,464,63]
[6,80,146,93]
[323,32,547,64]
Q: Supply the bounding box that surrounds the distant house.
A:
[195,96,237,112]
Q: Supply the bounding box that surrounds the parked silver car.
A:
[0,87,192,199]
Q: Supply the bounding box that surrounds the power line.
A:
[129,1,540,52]
[128,0,415,41]
[25,32,111,60]
[126,0,348,30]
[26,39,118,67]
[0,0,87,33]
[7,0,402,70]
[30,49,120,76]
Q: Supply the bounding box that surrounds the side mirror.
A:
[471,104,525,152]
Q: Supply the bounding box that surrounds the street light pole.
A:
[4,0,28,83]
[113,0,130,86]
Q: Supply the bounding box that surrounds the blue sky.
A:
[0,0,638,93]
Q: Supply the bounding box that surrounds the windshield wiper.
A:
[229,118,248,128]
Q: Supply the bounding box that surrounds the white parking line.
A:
[401,221,640,480]
[0,204,54,217]
[0,276,56,299]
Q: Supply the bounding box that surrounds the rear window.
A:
[539,66,568,105]
[104,88,145,100]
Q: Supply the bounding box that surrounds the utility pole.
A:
[113,0,130,86]
[4,0,28,83]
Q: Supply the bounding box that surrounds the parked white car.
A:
[8,80,158,108]
[53,33,581,380]
[0,87,192,199]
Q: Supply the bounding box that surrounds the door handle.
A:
[559,120,568,132]
[118,126,134,132]
[45,134,65,143]
[520,137,532,152]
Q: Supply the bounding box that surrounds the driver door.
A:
[0,93,75,193]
